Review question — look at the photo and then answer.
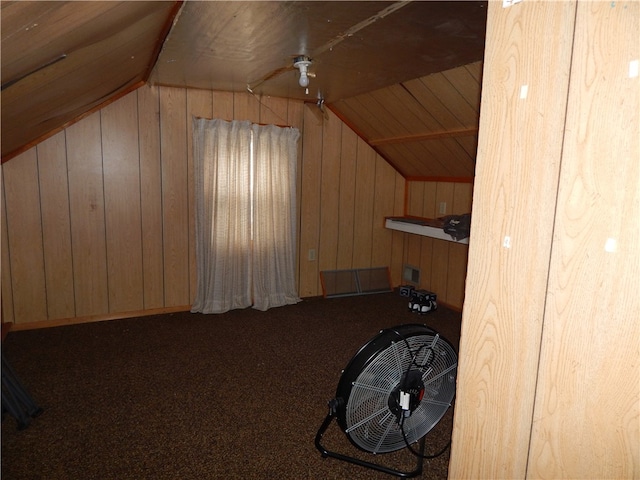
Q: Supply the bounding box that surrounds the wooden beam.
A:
[369,127,478,146]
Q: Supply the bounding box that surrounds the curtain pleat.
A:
[191,118,300,314]
[251,124,301,310]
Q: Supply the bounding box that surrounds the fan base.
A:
[314,407,426,478]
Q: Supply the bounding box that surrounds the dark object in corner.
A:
[2,352,43,430]
[442,213,471,241]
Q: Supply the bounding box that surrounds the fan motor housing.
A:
[388,368,425,419]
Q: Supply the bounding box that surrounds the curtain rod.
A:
[194,116,292,129]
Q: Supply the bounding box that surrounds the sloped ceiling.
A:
[1,1,487,178]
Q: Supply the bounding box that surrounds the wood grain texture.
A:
[402,180,470,308]
[66,112,109,317]
[389,175,406,286]
[352,137,376,268]
[2,84,406,323]
[318,108,342,273]
[371,155,397,268]
[1,149,48,323]
[336,127,358,270]
[449,1,577,478]
[101,91,144,313]
[332,61,483,179]
[1,166,15,323]
[159,86,190,307]
[137,85,165,309]
[528,2,639,478]
[298,105,323,296]
[36,132,75,319]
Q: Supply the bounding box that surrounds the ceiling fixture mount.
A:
[293,55,313,88]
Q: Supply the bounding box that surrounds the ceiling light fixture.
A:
[293,55,312,88]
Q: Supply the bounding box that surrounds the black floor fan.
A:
[315,324,457,478]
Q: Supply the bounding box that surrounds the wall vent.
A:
[403,265,420,285]
[320,267,392,298]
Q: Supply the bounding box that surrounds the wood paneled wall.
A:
[450,1,639,478]
[298,106,406,297]
[404,180,472,308]
[1,85,409,327]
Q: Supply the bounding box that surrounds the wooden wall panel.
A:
[351,137,376,267]
[137,85,165,309]
[318,109,342,273]
[159,86,190,307]
[449,2,577,478]
[417,182,435,290]
[370,155,397,268]
[298,105,323,297]
[388,175,406,286]
[1,167,15,323]
[452,182,473,214]
[2,84,406,325]
[528,1,639,478]
[233,91,260,124]
[402,180,471,308]
[258,95,288,126]
[36,132,75,319]
[66,112,109,317]
[336,127,357,270]
[101,92,144,313]
[212,90,234,120]
[2,150,47,323]
[445,243,469,308]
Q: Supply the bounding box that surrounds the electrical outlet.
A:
[439,202,447,215]
[308,249,316,261]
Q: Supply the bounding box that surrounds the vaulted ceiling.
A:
[1,1,487,179]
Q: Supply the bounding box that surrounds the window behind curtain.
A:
[191,118,301,314]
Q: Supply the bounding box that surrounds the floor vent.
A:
[320,267,392,298]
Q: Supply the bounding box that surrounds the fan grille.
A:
[337,326,457,454]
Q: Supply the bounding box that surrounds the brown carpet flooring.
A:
[1,291,461,479]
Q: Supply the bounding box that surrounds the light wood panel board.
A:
[1,1,178,159]
[371,155,398,268]
[137,85,165,310]
[298,105,323,296]
[388,175,406,285]
[452,183,473,215]
[336,126,358,270]
[441,65,482,116]
[212,91,235,120]
[446,243,469,308]
[318,109,342,273]
[159,86,190,307]
[66,112,109,317]
[2,149,48,323]
[258,95,290,127]
[102,92,144,313]
[528,2,639,478]
[1,166,15,323]
[233,92,261,124]
[352,137,376,267]
[449,2,577,478]
[36,132,75,319]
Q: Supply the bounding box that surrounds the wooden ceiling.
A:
[1,1,487,179]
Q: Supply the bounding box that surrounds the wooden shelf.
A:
[385,216,469,244]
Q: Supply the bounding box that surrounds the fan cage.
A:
[335,325,457,454]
